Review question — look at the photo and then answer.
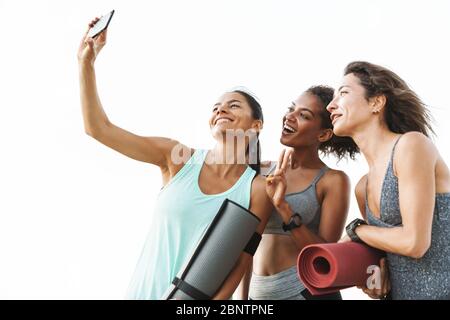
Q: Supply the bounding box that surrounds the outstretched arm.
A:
[78,19,190,174]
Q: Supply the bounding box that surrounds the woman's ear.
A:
[370,95,387,114]
[252,120,263,132]
[318,128,333,143]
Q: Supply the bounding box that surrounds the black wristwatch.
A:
[345,218,367,243]
[282,213,303,232]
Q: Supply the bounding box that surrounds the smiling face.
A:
[326,73,375,137]
[209,92,262,139]
[280,92,330,148]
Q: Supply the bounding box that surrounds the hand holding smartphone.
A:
[87,10,115,38]
[78,10,114,63]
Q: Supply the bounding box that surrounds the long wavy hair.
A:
[344,61,434,137]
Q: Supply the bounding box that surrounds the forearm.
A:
[213,254,251,300]
[276,202,326,248]
[79,62,110,135]
[356,224,425,258]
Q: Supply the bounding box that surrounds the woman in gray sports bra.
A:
[327,61,450,299]
[236,86,359,300]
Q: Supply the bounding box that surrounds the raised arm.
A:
[77,19,190,174]
[276,170,350,248]
[265,149,350,247]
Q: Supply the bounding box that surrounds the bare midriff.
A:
[253,234,301,276]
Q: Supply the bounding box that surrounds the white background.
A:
[0,0,449,299]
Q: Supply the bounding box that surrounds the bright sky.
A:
[0,0,449,299]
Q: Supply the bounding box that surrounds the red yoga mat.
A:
[297,242,385,295]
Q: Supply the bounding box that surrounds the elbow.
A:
[84,127,101,139]
[84,121,109,139]
[84,127,95,137]
[404,237,431,259]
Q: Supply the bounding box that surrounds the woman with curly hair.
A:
[237,86,359,300]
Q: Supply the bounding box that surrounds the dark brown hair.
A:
[305,85,359,160]
[344,61,434,137]
[232,89,263,174]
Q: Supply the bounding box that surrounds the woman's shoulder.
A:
[395,132,437,161]
[397,131,433,147]
[322,167,350,184]
[391,132,438,178]
[250,174,270,202]
[251,174,267,190]
[317,167,351,195]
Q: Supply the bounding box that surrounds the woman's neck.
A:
[289,146,324,170]
[352,122,398,167]
[206,142,248,177]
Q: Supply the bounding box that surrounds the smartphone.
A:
[87,10,115,38]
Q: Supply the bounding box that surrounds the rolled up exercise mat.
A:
[297,242,385,296]
[162,198,261,300]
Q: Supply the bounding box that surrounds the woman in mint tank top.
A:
[237,86,359,300]
[328,61,450,299]
[78,21,272,300]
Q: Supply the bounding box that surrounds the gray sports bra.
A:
[263,162,329,235]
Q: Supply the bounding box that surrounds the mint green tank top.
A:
[126,149,257,299]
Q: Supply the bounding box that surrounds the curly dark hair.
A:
[344,61,434,137]
[305,85,359,160]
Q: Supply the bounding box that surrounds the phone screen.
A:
[87,10,115,38]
